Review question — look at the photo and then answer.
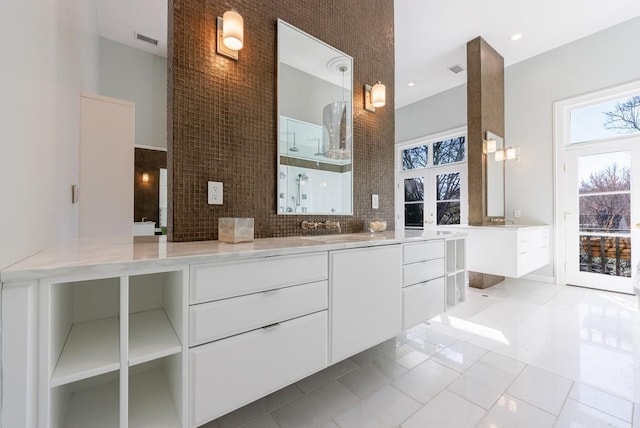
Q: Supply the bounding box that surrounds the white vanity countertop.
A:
[438,224,549,231]
[1,230,464,282]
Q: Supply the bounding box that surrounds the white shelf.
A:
[65,376,119,428]
[129,367,181,428]
[51,317,119,387]
[129,309,181,367]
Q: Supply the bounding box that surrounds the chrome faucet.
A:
[322,220,341,233]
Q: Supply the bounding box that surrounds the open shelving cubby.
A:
[445,236,467,306]
[47,269,187,428]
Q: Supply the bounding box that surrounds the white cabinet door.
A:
[403,277,445,329]
[190,311,327,427]
[330,245,402,363]
[79,94,134,238]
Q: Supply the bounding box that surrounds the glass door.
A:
[565,140,640,293]
[401,166,465,231]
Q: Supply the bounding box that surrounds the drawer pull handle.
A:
[262,322,281,331]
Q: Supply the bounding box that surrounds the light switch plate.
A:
[372,194,379,209]
[514,209,521,219]
[208,181,223,205]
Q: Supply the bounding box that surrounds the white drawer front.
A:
[190,280,328,346]
[403,258,444,287]
[403,240,445,264]
[403,277,445,329]
[190,311,328,426]
[190,252,328,304]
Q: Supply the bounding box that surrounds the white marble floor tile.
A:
[210,384,304,428]
[418,326,458,348]
[296,359,359,394]
[333,385,421,428]
[338,356,407,398]
[392,359,459,404]
[569,383,633,423]
[382,343,429,369]
[400,389,485,428]
[477,394,555,428]
[273,381,360,428]
[403,334,443,356]
[350,339,399,365]
[507,365,572,415]
[479,351,526,377]
[446,361,515,409]
[431,340,488,373]
[555,399,631,428]
[241,414,280,428]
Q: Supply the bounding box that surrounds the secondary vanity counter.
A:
[1,230,460,283]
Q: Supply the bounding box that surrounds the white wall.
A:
[0,0,100,270]
[100,37,167,149]
[395,17,640,279]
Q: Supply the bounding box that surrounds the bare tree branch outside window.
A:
[604,96,640,133]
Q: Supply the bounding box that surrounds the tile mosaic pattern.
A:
[203,280,640,427]
[167,0,395,241]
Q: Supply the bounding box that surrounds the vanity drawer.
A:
[403,240,445,264]
[190,311,328,426]
[189,280,328,346]
[403,277,445,329]
[190,252,328,304]
[403,258,444,287]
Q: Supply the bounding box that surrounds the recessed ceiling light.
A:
[511,33,522,41]
[408,82,416,87]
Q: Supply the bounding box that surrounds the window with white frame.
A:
[397,129,468,229]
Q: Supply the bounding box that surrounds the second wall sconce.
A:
[364,81,386,112]
[217,10,244,60]
[142,173,150,183]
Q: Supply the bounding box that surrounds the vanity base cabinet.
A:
[330,245,402,364]
[190,311,328,427]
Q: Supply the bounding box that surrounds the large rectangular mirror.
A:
[485,131,505,218]
[277,20,353,215]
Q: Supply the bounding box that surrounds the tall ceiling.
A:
[94,0,640,108]
[395,0,640,108]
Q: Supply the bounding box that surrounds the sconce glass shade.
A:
[506,146,517,160]
[494,149,505,162]
[142,173,150,183]
[222,10,244,51]
[371,81,386,107]
[484,139,497,154]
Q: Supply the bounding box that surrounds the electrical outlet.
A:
[372,194,379,209]
[514,209,521,219]
[208,181,223,205]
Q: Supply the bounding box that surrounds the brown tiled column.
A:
[467,36,505,288]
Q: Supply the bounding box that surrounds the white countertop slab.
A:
[1,230,463,283]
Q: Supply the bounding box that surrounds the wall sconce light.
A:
[217,10,244,60]
[483,139,497,154]
[506,146,521,162]
[494,147,521,162]
[142,173,150,183]
[364,81,386,112]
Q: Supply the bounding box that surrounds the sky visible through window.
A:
[570,95,640,144]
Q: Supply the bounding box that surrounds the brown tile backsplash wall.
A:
[168,0,394,241]
[134,148,167,225]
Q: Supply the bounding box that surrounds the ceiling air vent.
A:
[134,32,159,46]
[448,64,465,74]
